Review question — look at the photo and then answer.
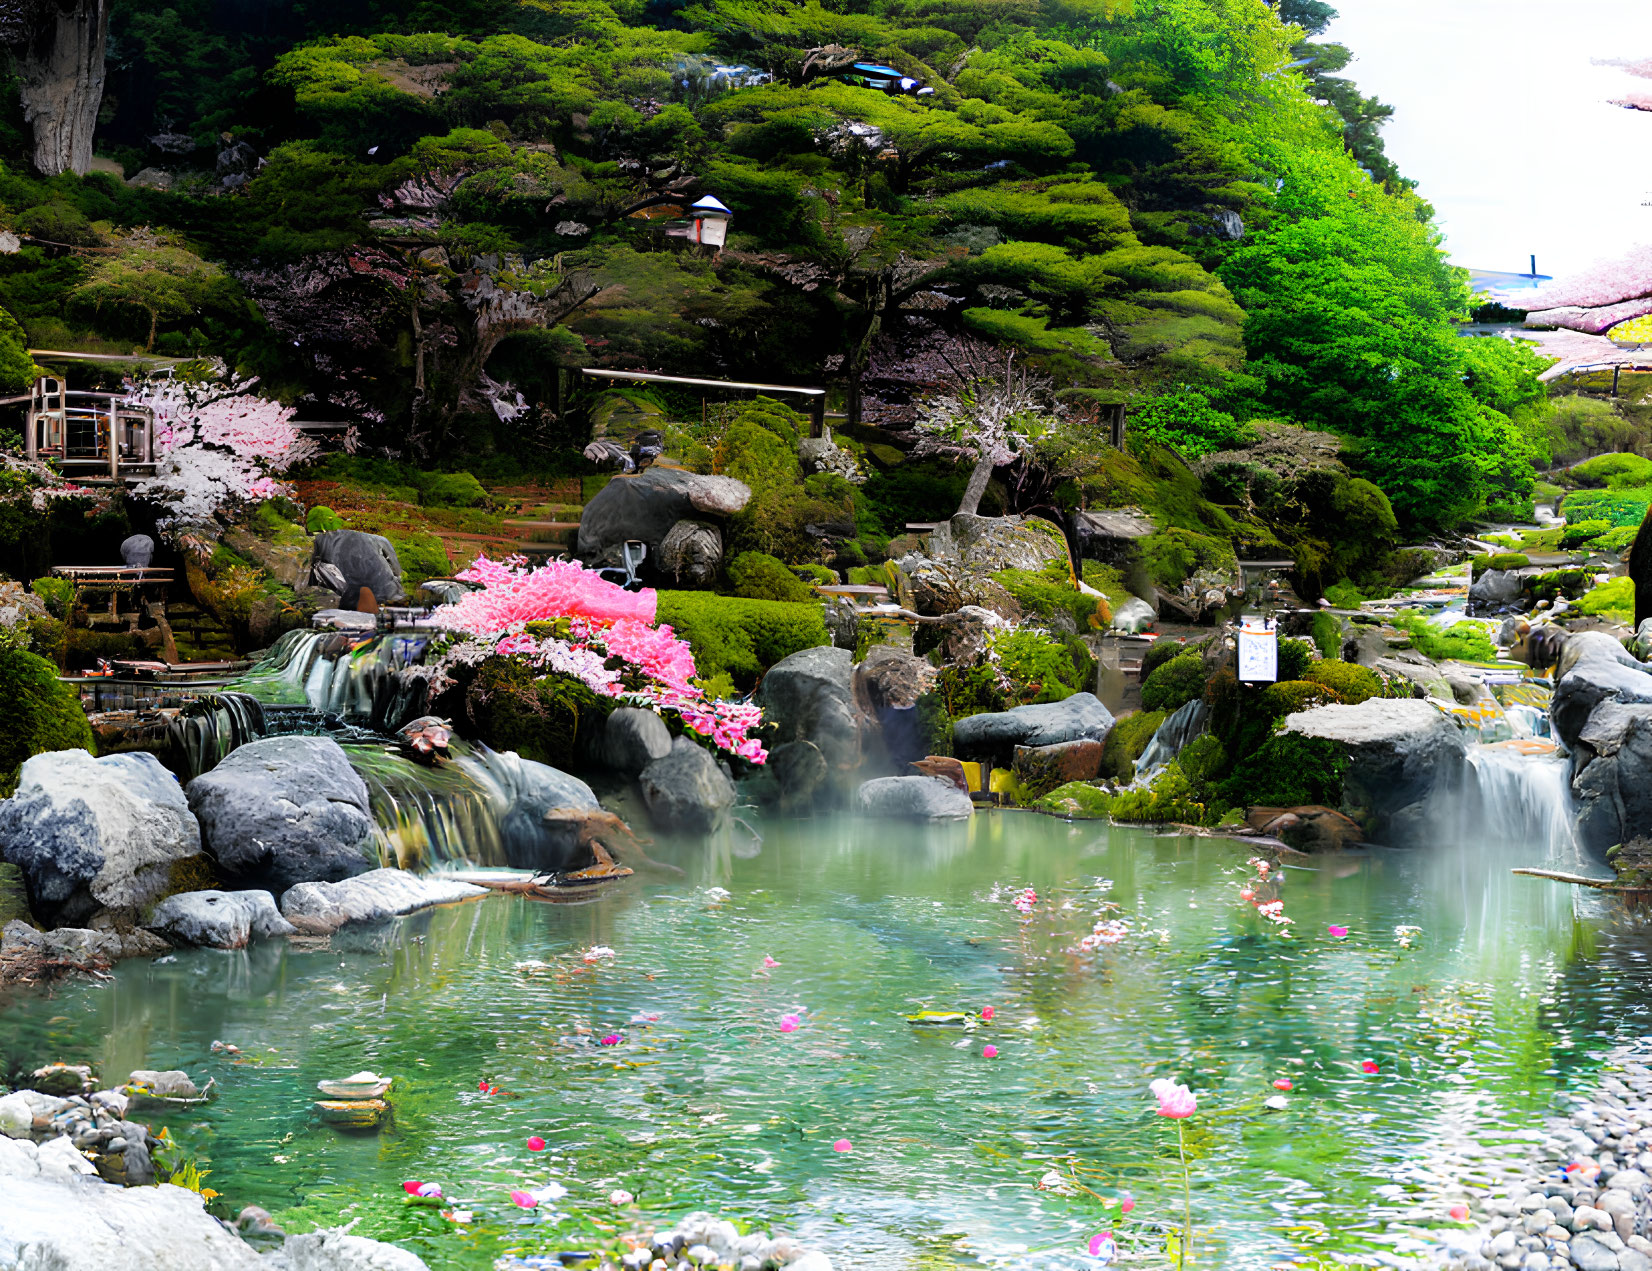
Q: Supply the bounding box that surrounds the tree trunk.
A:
[16,0,108,176]
[956,453,995,518]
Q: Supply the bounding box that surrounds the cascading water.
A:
[1134,698,1208,779]
[225,628,432,729]
[1459,744,1580,866]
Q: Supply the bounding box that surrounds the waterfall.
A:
[1134,699,1208,778]
[227,629,432,730]
[1457,744,1579,866]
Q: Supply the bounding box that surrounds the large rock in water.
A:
[639,736,737,833]
[577,467,751,569]
[1569,701,1652,854]
[1282,698,1467,845]
[855,775,973,820]
[278,868,487,934]
[0,750,202,927]
[952,693,1116,767]
[310,530,406,608]
[756,646,860,771]
[599,707,673,777]
[186,736,376,893]
[480,748,604,871]
[1551,630,1652,749]
[145,889,296,949]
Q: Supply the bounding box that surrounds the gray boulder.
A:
[145,890,296,949]
[310,530,406,608]
[186,737,375,893]
[769,740,829,812]
[119,534,155,569]
[577,467,751,567]
[639,736,737,833]
[1283,698,1468,844]
[855,775,973,820]
[926,513,1070,573]
[952,693,1116,766]
[0,750,201,927]
[480,749,604,871]
[600,707,672,777]
[756,645,859,771]
[1552,630,1652,749]
[1468,567,1521,605]
[262,1229,431,1270]
[1570,701,1652,854]
[279,868,486,934]
[656,519,724,584]
[1,919,167,971]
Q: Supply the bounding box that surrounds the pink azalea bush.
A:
[426,554,766,763]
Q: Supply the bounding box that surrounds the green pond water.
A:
[4,802,1652,1270]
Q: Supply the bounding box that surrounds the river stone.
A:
[1282,697,1468,845]
[855,775,973,820]
[482,750,604,871]
[769,740,829,812]
[639,737,737,833]
[119,534,155,569]
[601,707,673,777]
[186,736,375,893]
[952,693,1116,767]
[0,919,167,973]
[756,645,859,771]
[145,889,296,949]
[1577,702,1652,854]
[1012,739,1104,796]
[1552,631,1652,750]
[262,1228,431,1270]
[278,868,487,934]
[0,750,202,927]
[1570,1232,1623,1271]
[656,519,724,584]
[577,467,751,567]
[1469,567,1522,605]
[310,530,406,608]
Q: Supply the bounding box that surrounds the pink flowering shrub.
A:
[429,555,766,762]
[1498,244,1652,312]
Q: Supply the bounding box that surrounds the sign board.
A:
[695,217,728,248]
[1237,623,1278,684]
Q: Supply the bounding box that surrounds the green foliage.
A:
[1575,577,1636,624]
[1525,569,1589,605]
[1471,552,1529,572]
[1140,651,1207,712]
[1560,487,1652,529]
[1102,708,1165,781]
[1110,765,1207,825]
[1032,781,1113,819]
[1127,389,1256,458]
[655,591,828,689]
[1559,519,1612,548]
[1390,612,1498,663]
[1309,610,1341,659]
[1258,679,1340,717]
[1322,579,1366,608]
[1277,637,1315,682]
[1141,636,1190,680]
[418,472,490,508]
[725,552,815,603]
[460,657,611,770]
[993,563,1104,631]
[0,647,95,781]
[29,577,72,619]
[1219,732,1350,808]
[306,506,346,534]
[1301,658,1381,705]
[1572,452,1652,489]
[992,629,1091,704]
[1141,526,1236,589]
[1595,526,1638,553]
[1548,397,1639,466]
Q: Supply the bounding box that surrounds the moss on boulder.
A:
[0,647,95,784]
[1032,781,1113,819]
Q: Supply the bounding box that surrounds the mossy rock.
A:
[726,551,815,603]
[0,647,96,783]
[1032,781,1113,819]
[655,591,829,689]
[1301,660,1382,705]
[419,472,490,509]
[1102,709,1164,781]
[457,657,612,770]
[306,505,346,534]
[1141,652,1207,713]
[0,861,32,926]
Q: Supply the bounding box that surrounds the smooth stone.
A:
[119,534,155,569]
[278,869,486,935]
[600,707,672,777]
[854,775,973,821]
[145,889,296,949]
[639,737,736,834]
[576,467,750,567]
[951,693,1117,765]
[1571,1232,1624,1271]
[310,529,406,608]
[756,646,859,772]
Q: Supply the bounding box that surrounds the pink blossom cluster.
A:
[431,555,765,762]
[1254,900,1293,929]
[1077,918,1130,951]
[446,556,658,630]
[1011,886,1038,915]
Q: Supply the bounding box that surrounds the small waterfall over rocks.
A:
[1134,699,1208,779]
[1453,743,1580,866]
[225,628,432,730]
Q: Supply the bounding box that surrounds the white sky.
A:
[1322,0,1652,280]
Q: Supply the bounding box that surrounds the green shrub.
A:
[1277,637,1314,682]
[1259,680,1340,717]
[29,576,72,619]
[1489,552,1530,571]
[0,647,95,780]
[656,591,828,688]
[726,552,815,603]
[1596,526,1638,552]
[1310,610,1341,659]
[1111,766,1208,824]
[1573,452,1652,488]
[457,656,610,770]
[1102,709,1164,780]
[994,563,1104,631]
[1561,487,1652,528]
[1141,651,1207,713]
[993,629,1090,704]
[1576,576,1635,623]
[305,505,345,534]
[384,530,451,587]
[1322,579,1365,608]
[1390,612,1498,662]
[1560,518,1612,548]
[1140,636,1189,680]
[795,563,838,585]
[1219,733,1350,809]
[1525,569,1590,604]
[1141,527,1237,590]
[419,472,490,508]
[1302,659,1382,705]
[1033,781,1113,819]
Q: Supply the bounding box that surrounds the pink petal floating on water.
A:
[1360,1060,1379,1074]
[600,1034,622,1046]
[761,955,780,969]
[982,1045,999,1059]
[402,1181,423,1195]
[527,1136,546,1152]
[1087,1230,1116,1259]
[832,1139,851,1152]
[1273,1078,1293,1091]
[779,1013,800,1033]
[1120,1196,1134,1214]
[1449,1203,1469,1221]
[510,1190,537,1209]
[980,1006,995,1022]
[1327,925,1349,938]
[1149,1078,1197,1118]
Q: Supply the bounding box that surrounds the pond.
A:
[4,794,1652,1270]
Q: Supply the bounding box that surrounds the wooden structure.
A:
[580,368,829,438]
[13,377,157,482]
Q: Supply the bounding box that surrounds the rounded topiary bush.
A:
[1560,519,1611,548]
[1258,680,1341,718]
[1141,651,1207,713]
[1277,637,1315,682]
[1302,659,1382,705]
[0,646,95,781]
[726,552,815,603]
[1140,637,1188,681]
[306,505,345,534]
[419,472,490,508]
